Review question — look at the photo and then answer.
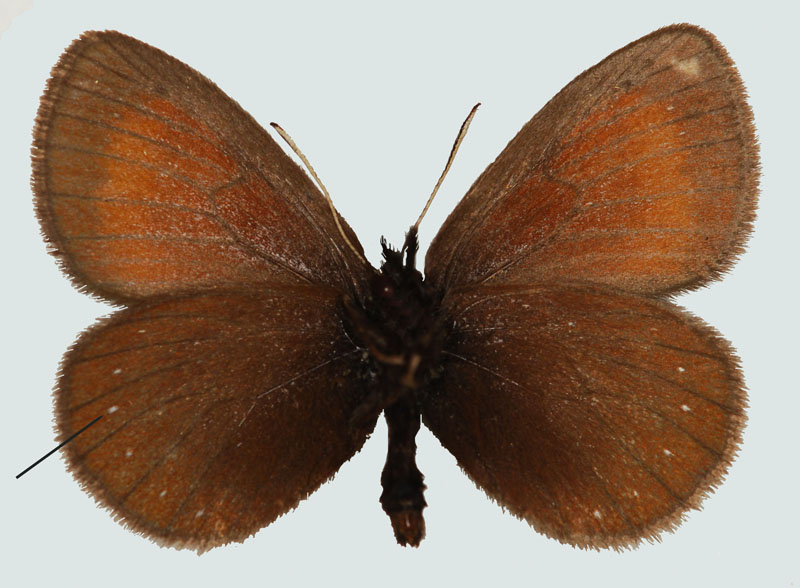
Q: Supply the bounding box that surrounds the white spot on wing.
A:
[107,406,118,414]
[663,449,673,457]
[593,510,602,519]
[195,509,205,518]
[113,368,122,375]
[677,366,686,373]
[681,404,691,412]
[674,56,701,77]
[125,449,133,457]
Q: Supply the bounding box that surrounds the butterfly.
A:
[32,23,757,552]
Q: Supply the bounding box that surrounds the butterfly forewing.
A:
[425,24,758,297]
[33,30,370,303]
[421,284,745,548]
[56,286,374,550]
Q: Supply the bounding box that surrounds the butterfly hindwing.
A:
[422,284,745,548]
[55,286,374,550]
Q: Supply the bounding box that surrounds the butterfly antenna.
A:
[270,122,367,264]
[410,102,481,235]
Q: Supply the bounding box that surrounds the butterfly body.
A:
[343,229,444,546]
[33,25,757,551]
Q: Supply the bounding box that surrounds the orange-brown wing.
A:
[33,30,370,303]
[421,284,745,548]
[426,24,758,297]
[56,285,374,551]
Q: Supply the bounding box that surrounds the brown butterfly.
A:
[32,23,757,552]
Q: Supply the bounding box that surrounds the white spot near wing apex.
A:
[673,56,701,77]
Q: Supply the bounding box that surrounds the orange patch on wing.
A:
[51,196,226,240]
[68,239,277,296]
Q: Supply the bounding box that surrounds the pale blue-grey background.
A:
[2,1,797,586]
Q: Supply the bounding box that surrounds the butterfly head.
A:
[377,228,421,293]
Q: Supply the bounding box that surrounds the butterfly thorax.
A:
[342,228,445,547]
[344,228,445,403]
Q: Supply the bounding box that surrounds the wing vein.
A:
[80,53,137,82]
[164,349,359,530]
[58,81,223,153]
[47,143,217,192]
[63,234,233,244]
[48,191,218,218]
[52,109,230,175]
[101,36,154,83]
[553,49,720,157]
[552,100,734,176]
[70,359,196,412]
